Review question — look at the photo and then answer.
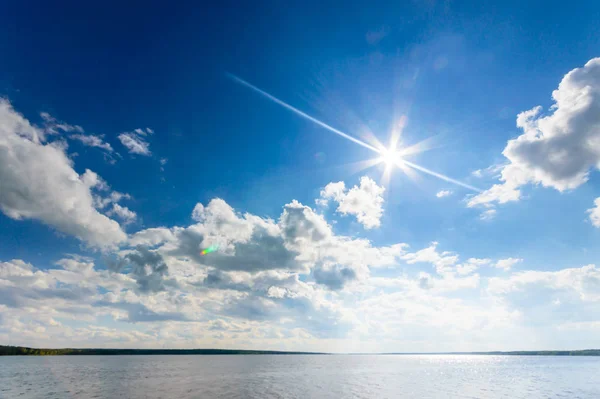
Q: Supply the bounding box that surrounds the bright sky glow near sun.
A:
[1,1,600,353]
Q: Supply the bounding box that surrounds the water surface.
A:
[1,355,599,398]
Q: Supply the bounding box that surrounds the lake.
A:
[1,355,599,398]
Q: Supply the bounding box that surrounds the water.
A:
[1,355,599,398]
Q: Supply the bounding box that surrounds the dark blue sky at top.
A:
[1,0,600,269]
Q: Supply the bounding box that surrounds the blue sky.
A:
[1,1,600,352]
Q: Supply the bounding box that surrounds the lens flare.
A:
[228,73,481,193]
[201,245,219,256]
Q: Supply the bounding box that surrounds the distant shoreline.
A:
[2,345,599,356]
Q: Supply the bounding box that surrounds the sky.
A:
[1,0,600,352]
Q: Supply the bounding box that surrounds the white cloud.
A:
[107,203,137,224]
[471,164,505,180]
[319,176,385,229]
[402,243,503,277]
[124,195,404,293]
[70,134,113,152]
[402,242,459,275]
[118,130,151,156]
[191,203,205,222]
[3,136,598,355]
[488,264,600,304]
[469,58,600,208]
[495,258,523,271]
[94,190,131,210]
[479,209,497,221]
[40,112,84,134]
[436,190,452,198]
[3,190,599,351]
[471,169,483,178]
[133,127,153,136]
[129,227,176,247]
[587,198,600,227]
[456,258,491,276]
[0,100,126,247]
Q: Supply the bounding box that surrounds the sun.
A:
[379,148,400,166]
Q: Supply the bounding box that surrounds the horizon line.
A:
[2,345,599,356]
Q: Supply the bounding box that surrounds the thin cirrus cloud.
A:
[436,190,453,198]
[41,110,114,154]
[494,258,523,271]
[118,127,154,156]
[70,134,114,152]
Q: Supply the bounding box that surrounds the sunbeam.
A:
[227,73,380,153]
[228,73,481,193]
[402,160,482,192]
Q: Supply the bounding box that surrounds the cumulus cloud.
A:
[469,58,600,208]
[587,198,600,227]
[125,194,403,292]
[107,203,137,224]
[110,246,171,293]
[436,190,452,198]
[313,263,356,290]
[161,199,307,275]
[129,227,176,247]
[118,128,152,156]
[280,200,331,246]
[94,190,131,210]
[2,220,598,351]
[319,176,385,229]
[0,100,126,247]
[4,164,596,351]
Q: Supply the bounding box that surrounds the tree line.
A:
[2,345,599,356]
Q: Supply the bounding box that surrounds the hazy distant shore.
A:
[2,345,599,356]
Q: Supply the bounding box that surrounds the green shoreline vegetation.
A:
[1,345,599,356]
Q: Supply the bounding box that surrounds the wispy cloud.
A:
[70,134,113,152]
[366,26,390,45]
[480,209,497,221]
[40,112,84,134]
[118,129,152,156]
[495,258,522,271]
